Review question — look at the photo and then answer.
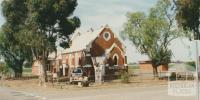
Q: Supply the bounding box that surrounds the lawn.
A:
[22,67,32,76]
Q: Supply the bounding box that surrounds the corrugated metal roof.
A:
[63,26,105,53]
[48,51,62,60]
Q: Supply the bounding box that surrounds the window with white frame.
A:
[103,32,111,41]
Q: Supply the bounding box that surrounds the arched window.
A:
[71,54,75,66]
[78,58,82,66]
[113,54,119,66]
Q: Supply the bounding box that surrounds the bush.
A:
[186,61,195,67]
[120,71,130,83]
[169,72,176,81]
[0,63,10,74]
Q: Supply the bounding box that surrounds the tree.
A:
[121,0,179,78]
[174,0,200,40]
[0,0,31,78]
[0,29,30,78]
[25,0,80,86]
[1,0,80,86]
[0,62,10,75]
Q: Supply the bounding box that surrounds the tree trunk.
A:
[14,68,22,78]
[14,60,24,78]
[153,66,158,79]
[38,50,48,87]
[42,58,48,82]
[38,59,47,87]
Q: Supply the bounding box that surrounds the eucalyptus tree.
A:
[174,0,200,40]
[121,0,180,78]
[1,0,80,84]
[24,0,80,85]
[0,0,29,77]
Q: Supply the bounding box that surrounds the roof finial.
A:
[105,24,109,28]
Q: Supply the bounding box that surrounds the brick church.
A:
[32,25,127,77]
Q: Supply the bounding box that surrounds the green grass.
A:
[128,64,139,69]
[23,68,32,75]
[128,64,139,74]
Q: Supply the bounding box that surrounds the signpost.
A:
[195,40,199,100]
[168,81,196,96]
[93,57,106,84]
[95,66,102,84]
[168,40,199,99]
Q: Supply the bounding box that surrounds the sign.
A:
[95,66,102,84]
[168,81,196,96]
[92,56,106,84]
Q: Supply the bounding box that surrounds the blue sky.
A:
[73,0,194,62]
[74,0,157,32]
[0,0,194,63]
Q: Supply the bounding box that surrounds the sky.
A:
[73,0,195,63]
[0,0,195,63]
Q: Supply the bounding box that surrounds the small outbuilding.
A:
[139,61,168,73]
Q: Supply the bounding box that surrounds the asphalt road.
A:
[0,85,195,100]
[0,86,48,100]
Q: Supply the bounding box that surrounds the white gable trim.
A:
[112,53,119,66]
[104,27,126,50]
[105,43,125,56]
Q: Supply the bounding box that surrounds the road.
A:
[0,85,195,100]
[0,86,47,100]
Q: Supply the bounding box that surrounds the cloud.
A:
[0,0,5,26]
[75,0,159,33]
[74,0,159,63]
[169,38,194,61]
[0,0,192,63]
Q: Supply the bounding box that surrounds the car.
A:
[69,67,89,86]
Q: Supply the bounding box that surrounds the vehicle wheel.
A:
[85,83,89,87]
[82,81,89,87]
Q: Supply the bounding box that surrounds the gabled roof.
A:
[48,51,62,60]
[105,43,125,55]
[63,26,106,54]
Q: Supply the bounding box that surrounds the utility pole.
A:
[195,40,199,100]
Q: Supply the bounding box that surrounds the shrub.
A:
[120,71,130,83]
[0,63,10,74]
[186,61,195,67]
[169,72,176,81]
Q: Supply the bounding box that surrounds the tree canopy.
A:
[121,0,179,77]
[174,0,200,40]
[1,0,80,79]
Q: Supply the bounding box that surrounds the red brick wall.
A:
[32,65,39,76]
[109,47,124,66]
[71,54,75,66]
[99,28,124,51]
[139,63,168,73]
[63,51,84,68]
[32,61,40,76]
[66,54,68,64]
[59,27,126,71]
[91,28,124,57]
[161,64,168,71]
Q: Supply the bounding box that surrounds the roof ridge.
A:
[63,25,107,54]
